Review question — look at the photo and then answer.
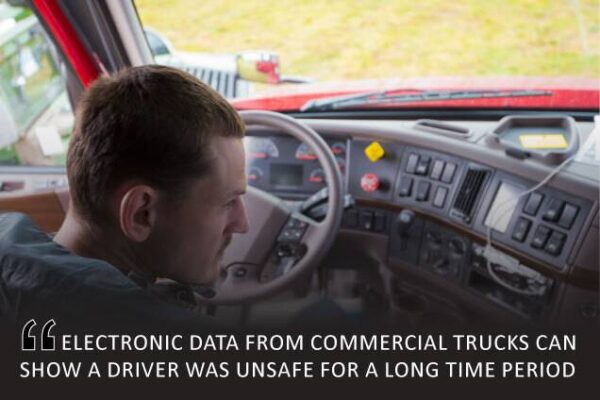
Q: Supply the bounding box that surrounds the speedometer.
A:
[244,137,279,159]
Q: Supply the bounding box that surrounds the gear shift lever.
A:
[396,209,415,249]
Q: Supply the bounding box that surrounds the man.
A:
[0,65,249,325]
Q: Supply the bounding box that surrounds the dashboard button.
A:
[511,218,532,242]
[343,210,358,228]
[406,153,419,174]
[440,163,456,183]
[359,211,374,230]
[416,181,431,202]
[360,173,380,193]
[373,213,386,232]
[557,203,578,229]
[523,192,544,216]
[545,231,566,255]
[432,186,448,208]
[431,160,445,180]
[542,198,565,222]
[415,156,431,176]
[364,141,385,162]
[531,225,551,249]
[398,176,413,197]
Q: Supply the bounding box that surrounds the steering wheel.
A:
[204,110,344,305]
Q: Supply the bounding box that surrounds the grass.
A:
[135,0,599,82]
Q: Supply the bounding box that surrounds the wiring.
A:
[481,120,591,296]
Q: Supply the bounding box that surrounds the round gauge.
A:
[295,142,318,161]
[308,168,326,184]
[247,166,263,183]
[336,156,346,173]
[331,142,346,156]
[244,137,279,159]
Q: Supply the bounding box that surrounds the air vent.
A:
[451,168,490,223]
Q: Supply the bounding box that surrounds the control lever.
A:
[396,209,415,250]
[300,187,354,221]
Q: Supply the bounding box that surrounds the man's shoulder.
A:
[0,213,187,322]
[0,212,134,291]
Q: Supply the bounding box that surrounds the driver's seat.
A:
[0,189,69,233]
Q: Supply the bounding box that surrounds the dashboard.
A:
[244,115,599,324]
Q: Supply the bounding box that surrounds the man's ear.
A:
[118,185,159,242]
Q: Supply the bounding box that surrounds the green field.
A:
[136,0,599,82]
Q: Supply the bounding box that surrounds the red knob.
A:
[360,173,380,193]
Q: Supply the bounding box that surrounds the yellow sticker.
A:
[364,141,385,162]
[518,134,568,149]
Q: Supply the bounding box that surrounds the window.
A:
[0,5,73,167]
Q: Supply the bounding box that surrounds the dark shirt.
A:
[0,212,211,330]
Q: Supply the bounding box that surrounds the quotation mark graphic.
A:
[21,319,56,351]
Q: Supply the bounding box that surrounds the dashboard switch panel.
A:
[523,192,544,216]
[431,160,445,180]
[415,156,431,176]
[406,153,419,174]
[398,177,413,197]
[395,148,464,219]
[511,218,532,242]
[542,198,565,222]
[433,186,448,208]
[557,203,578,229]
[531,225,552,249]
[545,231,566,256]
[475,172,592,271]
[440,163,457,183]
[416,181,431,201]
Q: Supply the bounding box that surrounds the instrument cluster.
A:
[244,134,348,198]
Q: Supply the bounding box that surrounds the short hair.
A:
[67,65,244,226]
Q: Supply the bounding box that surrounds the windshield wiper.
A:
[300,89,552,112]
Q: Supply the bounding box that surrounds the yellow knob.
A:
[364,141,385,162]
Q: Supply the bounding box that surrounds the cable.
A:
[481,121,590,296]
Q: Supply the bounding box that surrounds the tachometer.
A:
[244,137,279,159]
[295,142,317,161]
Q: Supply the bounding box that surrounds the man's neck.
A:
[54,211,149,279]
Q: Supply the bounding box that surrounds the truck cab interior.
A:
[0,0,598,329]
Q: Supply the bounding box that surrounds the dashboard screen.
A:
[484,182,522,233]
[270,163,303,187]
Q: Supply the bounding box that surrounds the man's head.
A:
[66,65,249,284]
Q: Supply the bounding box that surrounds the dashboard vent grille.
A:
[451,168,490,223]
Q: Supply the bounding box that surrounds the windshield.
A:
[135,0,599,111]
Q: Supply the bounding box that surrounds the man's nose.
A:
[233,197,250,234]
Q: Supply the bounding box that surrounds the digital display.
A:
[270,163,303,187]
[484,183,522,233]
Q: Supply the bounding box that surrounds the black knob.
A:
[396,209,415,236]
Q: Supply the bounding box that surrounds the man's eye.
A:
[224,199,236,208]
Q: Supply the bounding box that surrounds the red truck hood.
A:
[231,77,600,112]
